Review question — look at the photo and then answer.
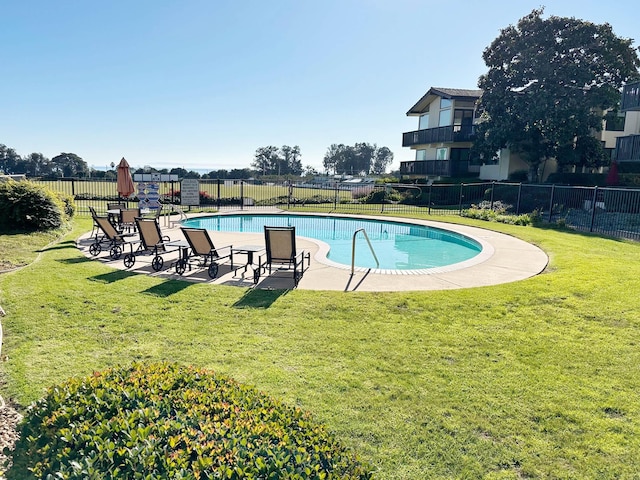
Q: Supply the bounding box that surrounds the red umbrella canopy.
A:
[116,157,135,198]
[606,161,619,186]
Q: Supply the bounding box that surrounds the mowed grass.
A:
[1,216,640,478]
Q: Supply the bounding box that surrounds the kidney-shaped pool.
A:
[181,214,484,273]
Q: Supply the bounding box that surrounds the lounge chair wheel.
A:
[152,256,164,271]
[207,262,219,279]
[89,243,101,256]
[175,259,187,275]
[123,253,135,268]
[253,268,260,284]
[110,245,122,260]
[294,271,303,286]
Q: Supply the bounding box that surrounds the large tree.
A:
[251,145,303,176]
[51,152,89,178]
[0,144,22,174]
[474,8,640,181]
[323,143,393,175]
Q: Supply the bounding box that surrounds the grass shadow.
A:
[141,279,193,298]
[233,288,289,309]
[89,270,139,284]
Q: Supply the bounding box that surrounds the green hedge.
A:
[0,180,75,233]
[6,363,373,479]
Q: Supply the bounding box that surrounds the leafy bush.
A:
[545,172,607,186]
[0,180,74,233]
[508,170,529,182]
[461,201,540,226]
[361,188,402,204]
[6,363,372,479]
[255,195,334,206]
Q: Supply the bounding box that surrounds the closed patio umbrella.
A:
[606,161,619,186]
[117,157,135,199]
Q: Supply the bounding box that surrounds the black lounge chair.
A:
[255,226,310,286]
[178,227,233,278]
[89,215,136,259]
[121,217,182,271]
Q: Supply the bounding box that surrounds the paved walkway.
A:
[76,211,548,292]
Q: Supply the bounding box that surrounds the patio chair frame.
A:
[254,226,310,286]
[89,215,137,259]
[122,217,182,271]
[178,227,234,278]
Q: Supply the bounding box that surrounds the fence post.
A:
[71,178,75,197]
[548,184,555,222]
[217,178,221,210]
[516,183,522,214]
[458,183,465,214]
[589,186,598,232]
[240,181,244,211]
[490,181,495,210]
[334,185,338,210]
[428,184,432,215]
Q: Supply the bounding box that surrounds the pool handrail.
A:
[351,228,379,275]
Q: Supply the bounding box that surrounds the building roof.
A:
[406,87,482,116]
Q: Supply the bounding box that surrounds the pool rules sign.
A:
[180,179,200,206]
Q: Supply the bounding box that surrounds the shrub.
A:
[461,202,539,226]
[0,180,74,233]
[361,188,402,204]
[6,363,373,479]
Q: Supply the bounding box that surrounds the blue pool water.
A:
[181,214,482,271]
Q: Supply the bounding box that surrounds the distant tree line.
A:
[1,141,395,179]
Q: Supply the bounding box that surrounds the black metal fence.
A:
[33,178,640,240]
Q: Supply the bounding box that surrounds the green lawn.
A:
[1,215,639,479]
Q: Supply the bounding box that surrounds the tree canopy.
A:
[473,8,640,181]
[323,143,393,175]
[251,145,303,176]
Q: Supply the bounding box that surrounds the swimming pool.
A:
[181,214,483,272]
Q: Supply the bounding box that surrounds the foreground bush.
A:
[0,180,75,232]
[6,363,373,479]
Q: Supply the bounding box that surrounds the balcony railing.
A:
[400,160,451,177]
[402,125,474,147]
[615,134,640,162]
[621,81,640,112]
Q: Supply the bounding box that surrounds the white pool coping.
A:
[77,210,549,292]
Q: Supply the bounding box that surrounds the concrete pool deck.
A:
[76,210,548,292]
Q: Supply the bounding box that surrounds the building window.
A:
[436,148,447,160]
[453,110,474,126]
[438,109,451,127]
[419,113,430,130]
[416,149,427,160]
[604,112,625,132]
[439,98,452,126]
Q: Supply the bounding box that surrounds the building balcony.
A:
[621,80,640,112]
[402,125,474,147]
[615,134,640,162]
[400,160,451,177]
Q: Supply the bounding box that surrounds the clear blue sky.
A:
[2,0,638,173]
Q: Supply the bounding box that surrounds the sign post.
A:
[180,179,200,206]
